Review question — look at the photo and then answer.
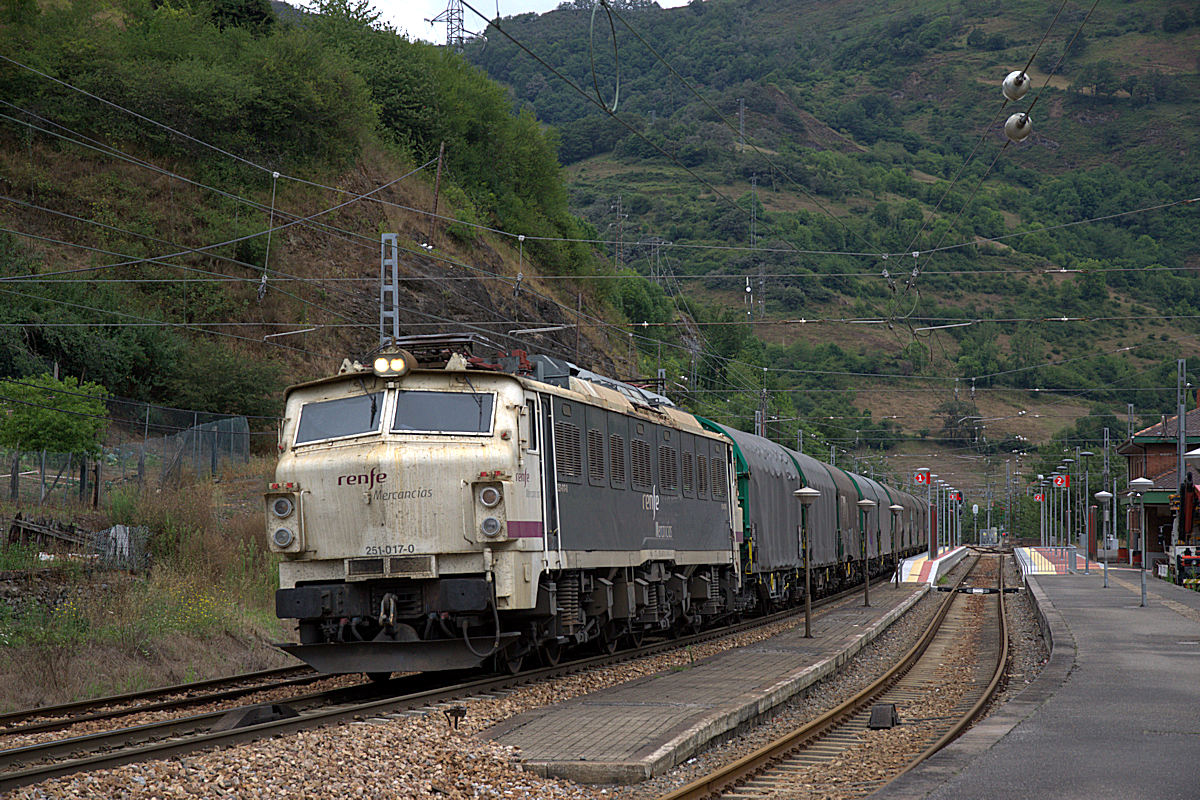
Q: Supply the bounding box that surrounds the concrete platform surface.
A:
[881,569,1200,800]
[484,582,927,783]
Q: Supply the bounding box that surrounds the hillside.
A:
[0,0,1196,502]
[0,0,641,423]
[467,0,1200,484]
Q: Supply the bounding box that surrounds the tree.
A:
[1162,8,1190,33]
[209,0,275,33]
[0,374,109,456]
[934,399,983,447]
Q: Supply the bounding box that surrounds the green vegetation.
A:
[0,373,108,455]
[469,0,1199,449]
[0,0,620,417]
[0,461,285,707]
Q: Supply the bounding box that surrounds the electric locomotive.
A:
[267,335,740,675]
[266,334,927,675]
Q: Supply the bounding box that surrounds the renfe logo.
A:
[337,467,387,488]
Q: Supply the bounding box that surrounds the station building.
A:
[1118,407,1200,573]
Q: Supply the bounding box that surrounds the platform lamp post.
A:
[1095,490,1113,588]
[1130,476,1153,607]
[794,487,820,638]
[917,468,933,561]
[857,498,877,607]
[1079,451,1093,572]
[931,475,940,549]
[889,503,904,583]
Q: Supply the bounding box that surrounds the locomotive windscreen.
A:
[392,391,494,434]
[295,392,383,444]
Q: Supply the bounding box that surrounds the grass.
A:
[0,457,293,710]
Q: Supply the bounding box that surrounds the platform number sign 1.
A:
[914,472,928,484]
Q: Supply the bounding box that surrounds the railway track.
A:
[0,574,896,792]
[0,666,324,738]
[658,555,1009,800]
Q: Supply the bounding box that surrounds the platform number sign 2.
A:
[1052,475,1070,488]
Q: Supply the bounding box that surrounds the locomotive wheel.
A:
[539,639,564,667]
[598,620,622,655]
[625,625,644,648]
[494,651,524,675]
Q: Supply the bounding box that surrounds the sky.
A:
[368,1,692,44]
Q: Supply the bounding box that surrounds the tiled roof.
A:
[1133,407,1200,440]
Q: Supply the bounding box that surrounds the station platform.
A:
[898,546,967,584]
[1014,546,1099,575]
[880,569,1200,800]
[483,582,927,783]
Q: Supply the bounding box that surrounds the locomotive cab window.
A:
[392,391,494,435]
[294,392,384,444]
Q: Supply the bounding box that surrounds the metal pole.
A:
[803,508,812,638]
[865,506,871,607]
[1177,358,1187,556]
[1140,493,1148,606]
[1039,481,1045,547]
[927,478,934,561]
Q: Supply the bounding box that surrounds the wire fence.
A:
[2,396,254,508]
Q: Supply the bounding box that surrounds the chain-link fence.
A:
[2,395,260,508]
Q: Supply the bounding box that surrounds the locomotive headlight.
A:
[480,517,503,538]
[271,496,294,518]
[371,349,416,378]
[478,485,502,508]
[272,527,296,548]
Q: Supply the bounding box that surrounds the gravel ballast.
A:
[9,559,1049,800]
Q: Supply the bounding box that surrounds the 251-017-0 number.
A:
[364,544,416,556]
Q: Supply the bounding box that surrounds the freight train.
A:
[266,334,928,676]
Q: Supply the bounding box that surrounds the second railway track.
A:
[660,554,1009,800]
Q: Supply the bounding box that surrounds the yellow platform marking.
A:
[1018,548,1058,574]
